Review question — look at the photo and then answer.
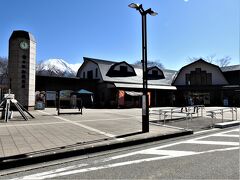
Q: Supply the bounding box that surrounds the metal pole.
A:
[142,13,149,133]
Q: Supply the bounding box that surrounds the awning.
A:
[125,91,142,96]
[114,83,177,90]
[222,85,240,89]
[72,89,94,94]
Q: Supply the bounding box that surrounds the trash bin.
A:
[35,101,45,110]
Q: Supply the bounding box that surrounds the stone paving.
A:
[0,108,187,158]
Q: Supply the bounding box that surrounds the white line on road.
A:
[10,164,89,180]
[140,149,197,156]
[185,140,239,146]
[13,147,239,180]
[213,134,239,138]
[37,110,125,141]
[0,117,136,128]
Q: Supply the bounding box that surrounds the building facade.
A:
[76,57,177,108]
[33,58,239,108]
[172,59,240,107]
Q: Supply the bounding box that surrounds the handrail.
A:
[206,107,238,122]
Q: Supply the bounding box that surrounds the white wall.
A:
[77,61,102,80]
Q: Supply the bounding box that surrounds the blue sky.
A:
[0,0,239,70]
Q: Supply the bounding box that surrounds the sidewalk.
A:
[0,108,192,169]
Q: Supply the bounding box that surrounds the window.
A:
[95,68,98,78]
[185,68,212,85]
[206,73,212,85]
[186,74,190,85]
[152,70,158,76]
[120,66,127,73]
[83,72,86,79]
[87,70,93,79]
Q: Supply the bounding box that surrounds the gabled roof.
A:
[172,59,228,85]
[221,65,240,72]
[83,57,177,86]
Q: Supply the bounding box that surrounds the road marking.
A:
[140,149,197,156]
[185,140,239,146]
[83,128,240,163]
[13,147,239,180]
[37,110,125,141]
[0,117,139,128]
[11,164,89,180]
[194,128,218,134]
[213,134,239,138]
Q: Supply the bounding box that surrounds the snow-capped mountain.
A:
[36,59,81,77]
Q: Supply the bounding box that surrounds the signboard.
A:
[46,91,56,101]
[142,95,146,115]
[60,90,73,99]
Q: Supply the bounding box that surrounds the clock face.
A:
[20,41,29,50]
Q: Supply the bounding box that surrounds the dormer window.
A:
[120,66,127,73]
[147,66,165,80]
[152,70,158,77]
[95,68,98,78]
[106,61,136,77]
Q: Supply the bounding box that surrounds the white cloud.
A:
[184,0,189,2]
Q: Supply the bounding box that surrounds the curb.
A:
[0,130,193,170]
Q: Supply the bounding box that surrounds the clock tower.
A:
[8,30,36,110]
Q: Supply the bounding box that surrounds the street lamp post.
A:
[128,3,157,133]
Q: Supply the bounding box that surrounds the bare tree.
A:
[0,56,8,85]
[187,55,231,67]
[134,60,164,69]
[187,54,216,63]
[216,56,231,67]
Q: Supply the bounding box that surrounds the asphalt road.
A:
[2,127,239,179]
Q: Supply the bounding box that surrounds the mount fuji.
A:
[36,59,81,77]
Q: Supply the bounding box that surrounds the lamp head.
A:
[146,8,158,16]
[128,3,141,9]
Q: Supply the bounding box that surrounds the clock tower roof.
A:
[9,30,36,42]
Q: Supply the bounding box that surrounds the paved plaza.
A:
[0,107,239,162]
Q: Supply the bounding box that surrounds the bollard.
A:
[236,107,238,121]
[221,109,223,123]
[159,110,163,124]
